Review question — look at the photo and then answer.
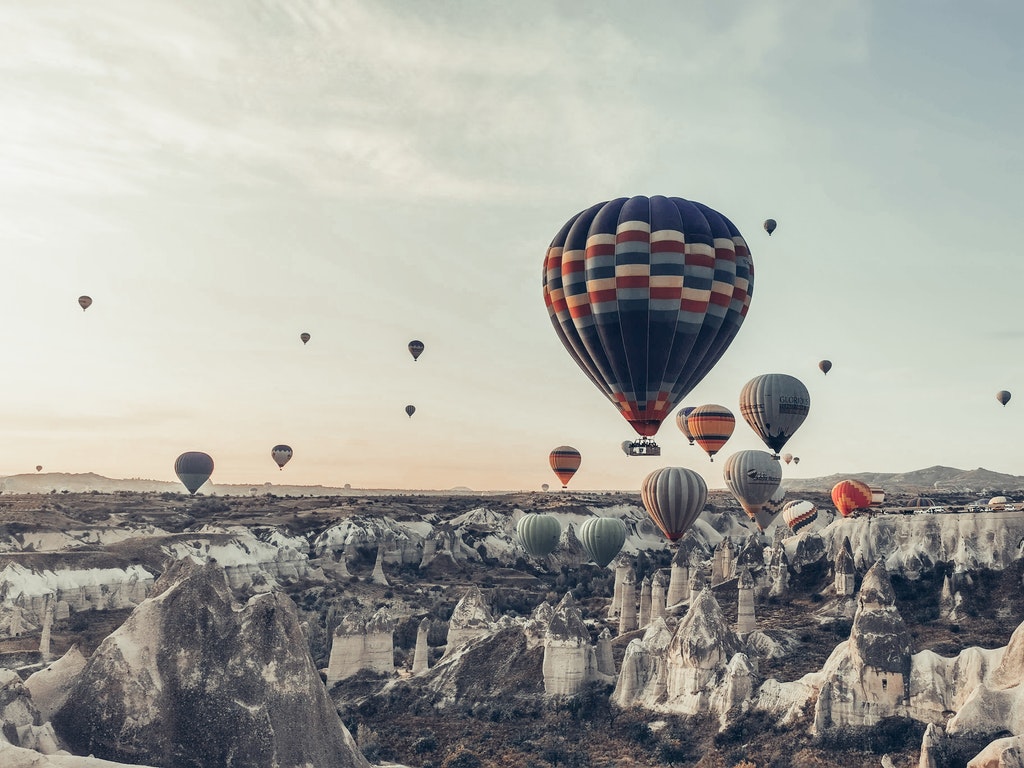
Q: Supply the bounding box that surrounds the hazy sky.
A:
[2,1,1023,492]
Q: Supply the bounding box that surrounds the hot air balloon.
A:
[793,457,800,465]
[819,360,832,375]
[549,446,581,489]
[621,440,634,456]
[78,296,92,311]
[675,406,696,445]
[870,486,885,509]
[405,405,416,418]
[686,404,735,461]
[35,465,42,473]
[782,453,793,465]
[739,373,810,457]
[763,219,777,235]
[543,195,753,443]
[754,484,788,531]
[174,451,214,496]
[300,333,310,345]
[409,340,425,361]
[541,483,550,492]
[516,513,562,558]
[831,479,872,518]
[782,500,818,533]
[997,390,1011,406]
[578,517,627,568]
[271,444,293,470]
[723,450,782,521]
[640,467,707,542]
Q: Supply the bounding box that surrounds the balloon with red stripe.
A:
[549,446,581,489]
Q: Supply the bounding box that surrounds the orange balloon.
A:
[831,479,873,518]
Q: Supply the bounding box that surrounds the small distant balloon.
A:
[541,483,550,492]
[405,405,416,418]
[739,373,811,456]
[271,444,293,470]
[997,390,1011,407]
[300,333,310,345]
[174,451,214,496]
[763,219,777,236]
[819,360,832,375]
[35,465,42,473]
[78,296,92,311]
[782,453,793,465]
[620,440,634,456]
[675,406,696,445]
[793,457,800,465]
[408,340,425,361]
[549,446,581,489]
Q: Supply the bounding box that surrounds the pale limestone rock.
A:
[708,652,757,727]
[834,539,856,596]
[25,644,87,722]
[664,588,741,713]
[767,543,789,598]
[651,569,668,622]
[968,736,1024,768]
[370,542,389,586]
[523,601,555,650]
[947,617,1024,737]
[444,586,493,655]
[667,559,689,608]
[638,576,652,629]
[611,617,675,707]
[812,560,910,731]
[326,608,394,683]
[412,617,430,675]
[609,556,630,619]
[736,568,756,637]
[919,722,943,768]
[542,593,594,696]
[596,628,615,676]
[618,568,637,635]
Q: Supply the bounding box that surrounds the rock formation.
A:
[666,547,690,608]
[638,576,652,629]
[767,542,789,598]
[412,617,430,675]
[609,556,630,619]
[651,569,668,622]
[834,538,856,596]
[369,542,389,585]
[542,593,611,696]
[618,568,637,635]
[25,645,87,722]
[736,567,756,637]
[52,559,368,768]
[444,586,494,656]
[327,608,395,683]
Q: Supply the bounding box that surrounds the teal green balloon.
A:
[516,513,561,558]
[579,517,627,568]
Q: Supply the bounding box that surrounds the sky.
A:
[2,0,1023,492]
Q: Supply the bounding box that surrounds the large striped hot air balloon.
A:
[549,446,581,489]
[174,451,214,496]
[723,450,782,521]
[579,517,627,568]
[640,467,707,542]
[543,195,753,440]
[782,500,818,533]
[831,479,872,518]
[675,406,696,445]
[516,513,562,558]
[687,404,735,462]
[271,445,293,470]
[739,373,810,457]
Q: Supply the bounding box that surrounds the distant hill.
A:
[783,465,1024,494]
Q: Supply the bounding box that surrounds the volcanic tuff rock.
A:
[542,593,612,696]
[24,645,87,722]
[51,558,368,768]
[444,586,494,655]
[326,608,395,683]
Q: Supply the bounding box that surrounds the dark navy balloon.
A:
[543,196,753,437]
[174,451,214,496]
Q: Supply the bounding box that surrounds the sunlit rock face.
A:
[611,618,674,708]
[25,645,88,722]
[51,559,368,768]
[444,586,494,656]
[947,617,1024,738]
[0,563,153,633]
[542,593,605,696]
[813,561,911,731]
[326,608,395,684]
[547,521,587,570]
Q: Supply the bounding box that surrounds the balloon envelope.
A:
[782,500,818,533]
[408,340,425,361]
[578,517,627,568]
[271,444,293,469]
[640,467,707,542]
[405,405,416,418]
[754,484,788,531]
[35,465,42,473]
[174,451,214,496]
[763,219,777,235]
[541,483,550,492]
[300,333,310,345]
[675,406,696,445]
[819,360,832,375]
[739,373,810,455]
[516,513,562,558]
[831,479,873,518]
[543,195,754,438]
[78,296,92,311]
[997,390,1011,406]
[782,453,793,464]
[549,446,581,488]
[723,450,782,520]
[687,404,735,461]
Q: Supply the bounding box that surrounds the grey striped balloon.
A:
[516,513,561,558]
[578,517,626,568]
[640,467,707,542]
